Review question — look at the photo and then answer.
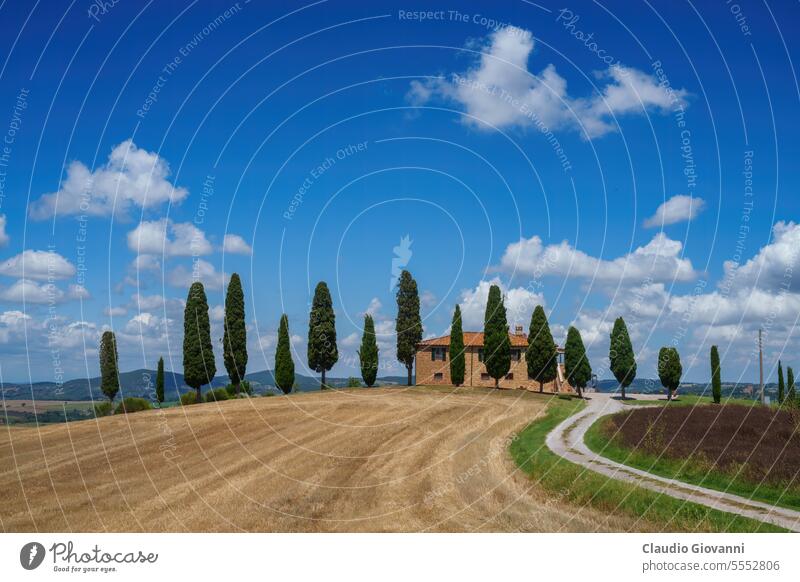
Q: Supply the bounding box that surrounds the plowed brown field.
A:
[0,386,636,532]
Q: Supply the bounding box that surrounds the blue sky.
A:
[0,0,798,384]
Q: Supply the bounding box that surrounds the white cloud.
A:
[0,215,8,247]
[0,310,31,343]
[457,277,544,330]
[127,219,212,257]
[409,26,687,139]
[166,259,227,290]
[499,232,697,284]
[131,254,161,272]
[222,234,252,255]
[644,194,706,228]
[0,250,76,281]
[104,306,128,316]
[210,304,225,322]
[723,221,800,293]
[363,297,382,316]
[0,279,63,304]
[420,290,437,309]
[29,139,188,220]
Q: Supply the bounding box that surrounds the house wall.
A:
[416,345,572,393]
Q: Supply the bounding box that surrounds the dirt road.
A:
[0,387,635,532]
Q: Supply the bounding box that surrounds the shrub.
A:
[224,380,252,397]
[180,391,199,405]
[115,397,152,415]
[205,388,230,402]
[94,401,113,417]
[346,377,361,388]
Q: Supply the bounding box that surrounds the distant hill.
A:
[594,378,775,401]
[0,369,412,401]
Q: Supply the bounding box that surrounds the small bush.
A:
[180,391,198,405]
[263,392,275,397]
[224,380,252,397]
[115,397,152,415]
[205,388,230,402]
[94,401,113,417]
[557,394,572,401]
[346,377,361,388]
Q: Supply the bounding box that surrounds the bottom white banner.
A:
[1,533,796,581]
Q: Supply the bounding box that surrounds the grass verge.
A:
[584,412,800,512]
[509,397,784,532]
[620,394,760,407]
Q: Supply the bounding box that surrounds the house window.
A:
[431,347,446,361]
[478,349,484,362]
[506,373,514,380]
[481,373,491,381]
[511,349,521,362]
[434,372,443,381]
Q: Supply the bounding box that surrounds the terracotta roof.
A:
[418,331,531,348]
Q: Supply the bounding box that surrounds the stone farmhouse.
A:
[415,325,574,393]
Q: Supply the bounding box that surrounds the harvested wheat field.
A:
[0,386,636,532]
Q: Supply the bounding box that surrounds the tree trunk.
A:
[539,380,543,393]
[577,385,583,399]
[234,381,240,397]
[667,389,672,401]
[321,369,326,390]
[495,377,499,389]
[196,386,202,404]
[407,364,413,386]
[620,384,626,400]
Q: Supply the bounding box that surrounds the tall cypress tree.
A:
[527,305,557,393]
[99,331,119,403]
[778,361,785,404]
[449,305,465,387]
[710,345,721,404]
[183,281,216,403]
[275,314,295,394]
[609,317,636,400]
[308,281,338,388]
[156,356,165,404]
[787,366,796,406]
[223,273,248,396]
[395,270,422,386]
[358,314,379,387]
[564,326,591,398]
[658,347,682,401]
[483,284,511,388]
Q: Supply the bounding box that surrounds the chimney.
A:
[515,324,524,336]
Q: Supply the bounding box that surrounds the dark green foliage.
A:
[358,314,379,387]
[275,314,295,394]
[449,305,465,387]
[183,282,216,402]
[483,285,511,388]
[658,347,683,400]
[156,357,165,404]
[115,397,152,415]
[347,377,361,388]
[180,391,198,406]
[225,380,252,397]
[609,317,636,399]
[564,326,591,398]
[205,387,230,402]
[308,281,338,387]
[99,331,119,402]
[788,367,797,406]
[526,305,557,393]
[223,273,248,396]
[94,401,113,417]
[778,361,785,404]
[710,345,721,404]
[395,270,422,386]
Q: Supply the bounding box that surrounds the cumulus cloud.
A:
[29,139,188,220]
[222,234,252,255]
[0,279,89,304]
[457,277,544,330]
[0,250,76,281]
[0,310,31,343]
[104,306,128,316]
[644,194,706,228]
[409,26,687,139]
[498,232,697,284]
[127,219,212,257]
[0,215,8,247]
[167,259,227,290]
[723,221,800,293]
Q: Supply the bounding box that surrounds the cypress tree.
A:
[483,284,511,388]
[223,273,248,396]
[710,345,721,404]
[183,281,216,403]
[527,305,557,393]
[609,317,636,400]
[308,281,338,388]
[449,305,465,387]
[274,314,295,394]
[778,361,785,404]
[788,366,796,406]
[395,270,422,386]
[658,347,682,401]
[564,326,591,398]
[99,331,119,403]
[156,356,165,404]
[358,314,379,387]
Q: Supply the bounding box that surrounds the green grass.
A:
[508,397,784,532]
[620,394,761,407]
[584,412,800,512]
